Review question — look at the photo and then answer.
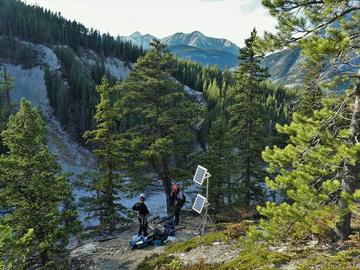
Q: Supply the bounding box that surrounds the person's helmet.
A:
[140,193,146,200]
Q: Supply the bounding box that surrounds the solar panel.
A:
[192,194,207,214]
[193,165,208,185]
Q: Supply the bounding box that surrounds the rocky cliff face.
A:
[3,40,134,174]
[262,47,305,88]
[4,43,97,176]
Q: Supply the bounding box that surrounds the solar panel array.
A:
[193,165,208,185]
[192,194,207,214]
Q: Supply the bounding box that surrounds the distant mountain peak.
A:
[190,30,204,36]
[121,30,240,69]
[121,32,157,50]
[130,31,142,37]
[161,31,239,54]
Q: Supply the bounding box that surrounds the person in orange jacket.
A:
[170,183,186,225]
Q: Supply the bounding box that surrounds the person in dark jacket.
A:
[170,183,186,225]
[132,193,149,236]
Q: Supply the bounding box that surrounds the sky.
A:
[23,0,278,47]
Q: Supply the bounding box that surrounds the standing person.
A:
[170,183,186,225]
[132,193,149,236]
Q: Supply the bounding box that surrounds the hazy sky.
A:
[23,0,277,47]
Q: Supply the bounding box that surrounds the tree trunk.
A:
[161,175,173,214]
[336,76,360,241]
[40,251,49,268]
[107,164,115,234]
[245,121,251,205]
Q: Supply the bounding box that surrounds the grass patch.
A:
[165,231,228,253]
[136,254,176,270]
[137,256,220,270]
[179,262,221,270]
[221,242,291,270]
[296,248,360,270]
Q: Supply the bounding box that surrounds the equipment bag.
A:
[164,220,176,236]
[129,235,148,249]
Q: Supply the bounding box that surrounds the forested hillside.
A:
[0,0,143,62]
[1,0,360,269]
[0,0,240,143]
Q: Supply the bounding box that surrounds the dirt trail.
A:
[71,214,202,270]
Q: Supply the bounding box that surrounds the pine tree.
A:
[0,226,34,270]
[0,225,34,269]
[0,99,80,269]
[114,40,201,212]
[0,67,13,106]
[262,0,360,241]
[262,82,294,147]
[227,29,269,205]
[0,67,13,153]
[204,79,221,110]
[250,98,360,242]
[199,114,239,211]
[81,77,126,233]
[295,39,325,116]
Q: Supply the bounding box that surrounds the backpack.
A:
[164,220,176,236]
[178,191,186,207]
[153,228,168,242]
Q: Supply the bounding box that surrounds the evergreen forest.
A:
[1,0,360,269]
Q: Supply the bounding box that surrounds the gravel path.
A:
[71,214,202,270]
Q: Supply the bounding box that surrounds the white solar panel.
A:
[192,194,207,214]
[193,165,208,185]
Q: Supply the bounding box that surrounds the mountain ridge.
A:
[122,30,239,53]
[121,30,240,69]
[122,30,305,85]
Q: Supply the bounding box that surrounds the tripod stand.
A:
[199,172,215,235]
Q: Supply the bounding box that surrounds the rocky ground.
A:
[70,212,204,270]
[67,207,360,270]
[172,241,240,266]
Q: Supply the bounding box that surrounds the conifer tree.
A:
[227,29,269,205]
[0,99,80,269]
[199,114,239,211]
[0,67,13,106]
[0,226,34,269]
[261,0,360,241]
[81,77,126,233]
[0,67,13,153]
[250,98,360,241]
[204,79,221,110]
[114,40,201,212]
[295,54,324,116]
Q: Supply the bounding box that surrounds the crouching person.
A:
[132,193,149,236]
[170,183,186,225]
